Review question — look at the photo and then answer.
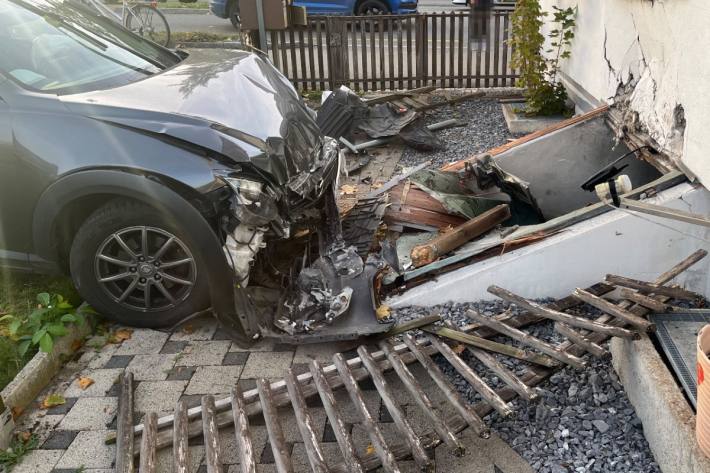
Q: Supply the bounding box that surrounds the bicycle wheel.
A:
[125,4,171,47]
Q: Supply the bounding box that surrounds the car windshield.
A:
[0,0,182,94]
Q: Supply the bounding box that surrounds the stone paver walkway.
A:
[13,315,533,473]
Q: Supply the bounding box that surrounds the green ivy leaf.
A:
[36,293,51,307]
[39,333,54,353]
[17,340,31,357]
[61,314,77,323]
[32,328,47,344]
[47,324,68,337]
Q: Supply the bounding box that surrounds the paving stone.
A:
[161,340,189,354]
[103,355,134,369]
[58,397,118,431]
[63,368,124,398]
[55,430,116,469]
[334,388,381,424]
[134,380,188,414]
[290,363,310,376]
[322,419,353,443]
[219,424,268,465]
[212,328,234,340]
[176,341,231,366]
[126,354,178,381]
[15,413,64,446]
[260,441,294,464]
[185,365,243,395]
[42,430,79,450]
[222,351,249,366]
[240,351,294,379]
[433,430,534,473]
[291,442,344,472]
[47,397,78,415]
[156,445,204,473]
[82,344,121,370]
[115,329,169,355]
[169,316,218,341]
[291,341,359,364]
[179,394,204,410]
[238,379,257,391]
[276,404,327,444]
[167,365,197,381]
[12,449,63,473]
[53,470,113,473]
[229,339,275,352]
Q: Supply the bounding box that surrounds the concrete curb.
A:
[611,335,710,473]
[0,306,94,415]
[176,40,242,48]
[110,6,210,14]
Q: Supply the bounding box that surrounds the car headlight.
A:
[221,177,283,227]
[222,177,265,204]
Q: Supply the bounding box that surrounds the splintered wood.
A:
[114,249,707,473]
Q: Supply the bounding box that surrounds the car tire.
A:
[229,0,241,30]
[356,0,390,15]
[69,199,211,328]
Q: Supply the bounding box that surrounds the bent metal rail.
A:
[112,249,707,473]
[267,8,515,92]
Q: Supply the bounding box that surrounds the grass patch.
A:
[0,434,38,471]
[160,1,210,8]
[170,31,238,44]
[0,272,79,391]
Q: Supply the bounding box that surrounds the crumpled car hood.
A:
[61,48,324,191]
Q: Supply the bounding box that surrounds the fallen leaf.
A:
[77,377,94,390]
[375,305,391,320]
[70,339,83,352]
[365,444,375,455]
[108,329,133,344]
[41,394,66,409]
[452,344,466,355]
[181,324,195,334]
[340,184,357,195]
[11,406,23,419]
[18,431,31,442]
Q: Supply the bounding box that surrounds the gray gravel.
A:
[391,301,661,473]
[399,98,513,169]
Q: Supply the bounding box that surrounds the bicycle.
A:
[84,0,171,47]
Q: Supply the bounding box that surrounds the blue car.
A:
[211,0,418,29]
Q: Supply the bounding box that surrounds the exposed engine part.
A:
[223,224,267,285]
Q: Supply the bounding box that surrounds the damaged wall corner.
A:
[539,0,710,186]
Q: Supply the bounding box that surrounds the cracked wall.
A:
[539,0,710,186]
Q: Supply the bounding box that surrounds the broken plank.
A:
[231,385,257,473]
[116,372,135,473]
[655,249,708,284]
[410,204,511,267]
[333,353,401,473]
[379,340,465,456]
[618,289,670,312]
[257,379,293,473]
[173,400,190,473]
[573,288,656,332]
[553,323,609,359]
[426,334,513,417]
[465,310,587,369]
[309,360,364,473]
[422,325,558,368]
[442,321,538,402]
[202,396,224,473]
[285,369,329,473]
[488,285,640,340]
[139,412,157,473]
[381,314,441,338]
[402,334,490,438]
[357,346,433,472]
[605,274,702,301]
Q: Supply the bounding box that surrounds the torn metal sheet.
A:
[399,119,444,151]
[358,103,419,138]
[317,86,368,140]
[341,196,388,257]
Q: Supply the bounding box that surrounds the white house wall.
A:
[389,183,710,307]
[537,0,710,186]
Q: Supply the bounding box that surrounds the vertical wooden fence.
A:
[268,8,515,91]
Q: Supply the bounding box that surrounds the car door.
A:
[293,0,355,15]
[0,87,31,270]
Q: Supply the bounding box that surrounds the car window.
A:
[0,0,182,95]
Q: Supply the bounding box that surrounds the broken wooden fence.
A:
[267,8,515,91]
[114,249,707,472]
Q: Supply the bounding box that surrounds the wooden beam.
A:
[618,289,669,312]
[173,400,190,473]
[553,323,609,359]
[257,379,293,473]
[572,288,656,333]
[605,274,703,301]
[116,372,135,473]
[231,386,257,473]
[202,396,224,473]
[139,412,157,473]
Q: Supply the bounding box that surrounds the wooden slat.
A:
[466,11,473,88]
[573,288,656,332]
[554,323,609,359]
[379,340,465,456]
[488,285,640,339]
[202,396,224,473]
[457,13,464,88]
[316,20,326,90]
[332,353,401,473]
[297,27,306,89]
[379,17,386,90]
[407,16,413,89]
[605,274,702,301]
[465,310,587,369]
[402,335,490,438]
[440,15,446,87]
[357,346,433,472]
[475,10,482,88]
[308,26,316,90]
[173,400,190,473]
[139,412,157,473]
[398,18,404,90]
[501,12,510,86]
[279,29,289,82]
[426,335,512,417]
[493,12,500,86]
[231,385,257,473]
[257,378,293,473]
[309,360,365,473]
[351,19,359,90]
[431,15,437,87]
[285,369,330,473]
[289,27,298,86]
[116,372,134,473]
[618,289,670,312]
[448,12,455,88]
[442,321,538,401]
[388,18,395,90]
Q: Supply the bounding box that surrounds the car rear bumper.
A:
[209,0,229,18]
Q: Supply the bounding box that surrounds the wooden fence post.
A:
[415,15,427,88]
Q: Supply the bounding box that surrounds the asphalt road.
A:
[165,0,466,34]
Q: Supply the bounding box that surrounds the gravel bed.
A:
[391,302,661,473]
[399,98,513,169]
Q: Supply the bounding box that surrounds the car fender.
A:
[32,169,240,325]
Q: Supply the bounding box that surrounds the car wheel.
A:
[69,199,211,328]
[356,0,390,15]
[229,0,241,30]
